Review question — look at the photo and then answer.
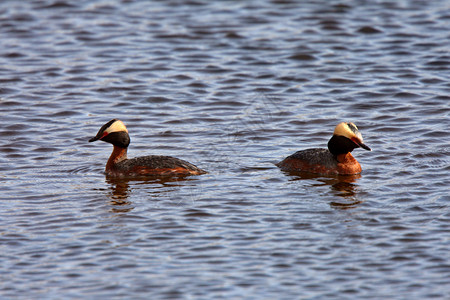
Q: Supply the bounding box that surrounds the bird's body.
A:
[276,122,371,175]
[89,119,206,177]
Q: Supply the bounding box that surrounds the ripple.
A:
[288,53,316,61]
[357,26,382,34]
[0,0,448,299]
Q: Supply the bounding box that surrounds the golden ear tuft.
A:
[333,122,359,139]
[106,119,128,134]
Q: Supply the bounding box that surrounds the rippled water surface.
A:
[1,0,449,299]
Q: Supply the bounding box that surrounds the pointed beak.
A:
[358,142,371,151]
[352,132,371,151]
[89,130,108,143]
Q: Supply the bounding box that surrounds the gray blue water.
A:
[1,0,449,299]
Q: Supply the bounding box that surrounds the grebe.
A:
[276,122,371,175]
[89,119,206,177]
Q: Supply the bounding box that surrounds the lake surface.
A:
[1,0,449,299]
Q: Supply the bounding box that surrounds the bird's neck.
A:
[328,135,357,155]
[106,145,128,172]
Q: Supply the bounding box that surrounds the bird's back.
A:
[276,148,339,174]
[113,155,207,176]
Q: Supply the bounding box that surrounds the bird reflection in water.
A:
[105,176,134,213]
[105,175,201,213]
[284,171,363,209]
[328,176,363,209]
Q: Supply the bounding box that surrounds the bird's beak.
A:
[358,142,371,151]
[88,136,99,142]
[352,134,372,151]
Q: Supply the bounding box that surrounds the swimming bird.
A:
[276,122,371,175]
[89,119,206,177]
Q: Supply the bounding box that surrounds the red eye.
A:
[350,137,361,145]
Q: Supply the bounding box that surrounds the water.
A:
[1,0,449,299]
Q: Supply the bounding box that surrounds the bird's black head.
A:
[327,122,371,155]
[89,119,130,148]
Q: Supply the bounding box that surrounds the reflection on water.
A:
[105,175,203,212]
[109,199,134,213]
[1,0,449,298]
[285,171,363,208]
[106,177,134,212]
[329,180,363,209]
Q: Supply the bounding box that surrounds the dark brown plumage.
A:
[89,119,206,177]
[276,122,371,175]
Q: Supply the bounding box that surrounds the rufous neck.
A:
[106,145,128,172]
[336,152,356,163]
